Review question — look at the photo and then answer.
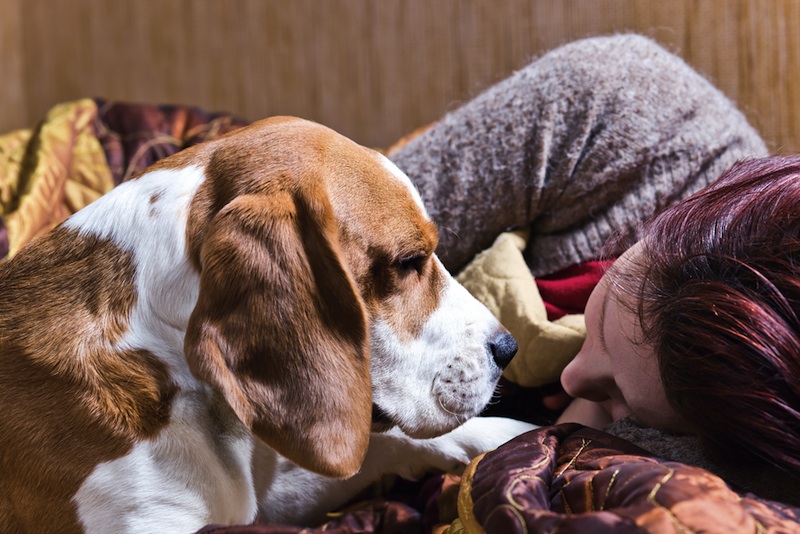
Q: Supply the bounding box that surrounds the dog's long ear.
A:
[185,183,371,478]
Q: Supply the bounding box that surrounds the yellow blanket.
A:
[457,231,585,387]
[0,99,114,258]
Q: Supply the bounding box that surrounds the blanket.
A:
[0,98,247,260]
[197,424,800,533]
[455,424,800,533]
[2,100,798,533]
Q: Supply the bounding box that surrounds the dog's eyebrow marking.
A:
[377,154,428,216]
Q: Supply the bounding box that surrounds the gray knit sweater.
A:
[390,34,768,276]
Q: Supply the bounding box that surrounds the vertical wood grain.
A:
[3,0,800,151]
[0,0,26,133]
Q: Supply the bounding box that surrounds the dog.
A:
[0,117,534,533]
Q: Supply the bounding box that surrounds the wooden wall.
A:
[2,0,799,152]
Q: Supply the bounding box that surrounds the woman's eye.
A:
[397,255,425,274]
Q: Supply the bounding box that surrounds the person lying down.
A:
[389,33,799,506]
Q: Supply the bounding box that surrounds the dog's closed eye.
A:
[397,254,427,275]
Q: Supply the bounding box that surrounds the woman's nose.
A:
[560,345,614,402]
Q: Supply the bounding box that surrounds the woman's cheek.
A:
[606,400,634,422]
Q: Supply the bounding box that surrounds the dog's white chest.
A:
[73,391,257,533]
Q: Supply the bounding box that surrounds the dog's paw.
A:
[370,417,537,481]
[438,416,537,460]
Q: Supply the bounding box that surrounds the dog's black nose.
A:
[489,331,518,369]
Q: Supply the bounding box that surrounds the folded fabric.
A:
[0,99,114,259]
[450,424,800,533]
[456,230,585,387]
[536,260,611,320]
[93,97,248,185]
[0,99,249,263]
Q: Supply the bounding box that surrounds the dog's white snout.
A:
[432,357,486,415]
[438,358,481,384]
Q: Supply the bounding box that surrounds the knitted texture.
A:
[606,418,800,506]
[390,34,768,276]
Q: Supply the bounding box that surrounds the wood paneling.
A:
[2,0,800,151]
[0,0,26,134]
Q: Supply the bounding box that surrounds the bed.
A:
[2,99,799,533]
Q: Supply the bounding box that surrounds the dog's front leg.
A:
[254,416,536,526]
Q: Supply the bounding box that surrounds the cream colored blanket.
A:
[457,230,585,387]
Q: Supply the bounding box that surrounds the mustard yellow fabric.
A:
[0,99,114,258]
[449,451,487,534]
[456,230,586,387]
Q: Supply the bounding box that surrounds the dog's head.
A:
[183,117,516,478]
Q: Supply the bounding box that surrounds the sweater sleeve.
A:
[390,34,768,276]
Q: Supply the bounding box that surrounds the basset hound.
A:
[0,117,534,533]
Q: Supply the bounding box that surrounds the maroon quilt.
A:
[196,424,800,533]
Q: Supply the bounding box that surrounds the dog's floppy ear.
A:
[185,182,371,478]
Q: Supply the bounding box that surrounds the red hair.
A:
[622,156,800,474]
